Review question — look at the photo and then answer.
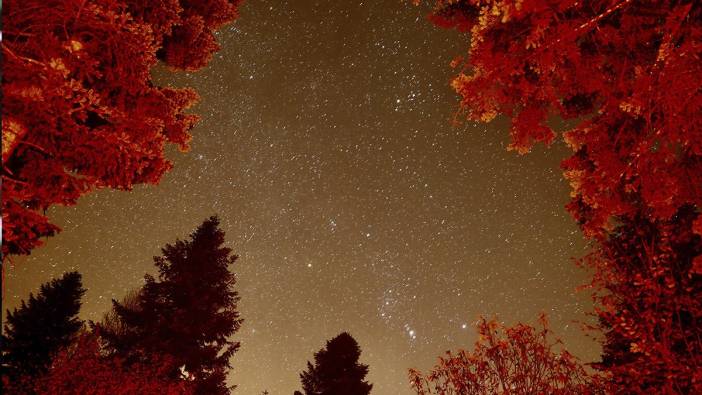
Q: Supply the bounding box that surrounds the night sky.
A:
[5,1,599,394]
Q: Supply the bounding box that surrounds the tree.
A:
[3,332,195,395]
[419,0,702,391]
[2,0,241,258]
[98,216,242,394]
[1,271,86,381]
[98,289,143,345]
[409,315,601,394]
[299,332,372,395]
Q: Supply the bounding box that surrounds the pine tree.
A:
[99,216,242,395]
[1,271,86,380]
[299,332,372,395]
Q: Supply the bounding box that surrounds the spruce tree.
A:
[299,332,372,395]
[1,271,85,379]
[100,216,242,394]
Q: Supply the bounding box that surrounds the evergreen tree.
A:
[299,332,372,395]
[99,216,242,395]
[1,271,85,379]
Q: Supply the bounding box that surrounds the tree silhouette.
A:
[420,1,702,391]
[409,315,601,394]
[1,271,85,381]
[99,216,242,394]
[2,0,241,258]
[98,289,142,345]
[299,332,372,395]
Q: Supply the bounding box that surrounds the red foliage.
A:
[1,0,241,258]
[409,315,602,394]
[423,0,702,391]
[3,333,194,395]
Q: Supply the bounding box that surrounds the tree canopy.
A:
[11,333,194,395]
[409,315,600,394]
[299,332,372,395]
[99,216,242,394]
[1,271,85,380]
[421,0,702,391]
[2,0,241,258]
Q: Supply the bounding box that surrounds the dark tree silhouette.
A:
[299,332,372,395]
[98,289,142,344]
[99,216,242,395]
[1,271,85,381]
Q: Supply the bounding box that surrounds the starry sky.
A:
[5,1,599,394]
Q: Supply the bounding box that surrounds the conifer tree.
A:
[299,332,372,395]
[100,216,242,394]
[1,271,86,379]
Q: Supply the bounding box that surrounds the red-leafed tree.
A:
[408,315,601,394]
[2,0,241,258]
[3,333,194,395]
[420,0,702,392]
